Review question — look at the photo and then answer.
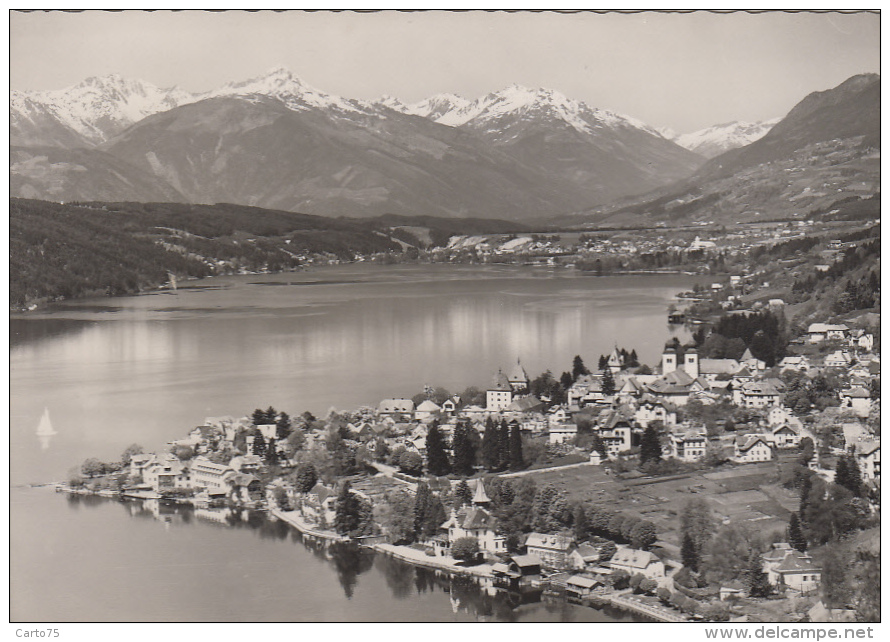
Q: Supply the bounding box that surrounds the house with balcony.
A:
[734,382,781,409]
[190,456,236,495]
[770,423,802,449]
[669,426,708,461]
[143,454,189,491]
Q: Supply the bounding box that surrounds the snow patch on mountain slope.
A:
[403,93,472,120]
[12,75,193,144]
[433,85,663,138]
[205,66,370,115]
[674,118,781,157]
[11,68,674,146]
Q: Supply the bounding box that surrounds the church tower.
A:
[661,347,677,375]
[684,348,699,379]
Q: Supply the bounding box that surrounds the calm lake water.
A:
[11,487,643,622]
[10,263,699,622]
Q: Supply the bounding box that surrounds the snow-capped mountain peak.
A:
[674,118,781,158]
[207,66,365,114]
[11,74,194,145]
[432,83,662,139]
[655,126,678,141]
[375,94,409,112]
[402,92,471,120]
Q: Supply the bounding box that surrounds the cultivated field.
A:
[510,460,794,547]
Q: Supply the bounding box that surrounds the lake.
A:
[11,487,645,622]
[10,263,699,485]
[10,263,700,622]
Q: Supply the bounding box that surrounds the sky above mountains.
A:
[10,9,879,134]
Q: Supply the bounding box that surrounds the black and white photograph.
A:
[8,9,881,627]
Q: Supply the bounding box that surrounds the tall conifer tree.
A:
[509,422,524,471]
[788,512,808,552]
[497,419,511,470]
[481,416,499,471]
[452,421,476,476]
[425,421,451,476]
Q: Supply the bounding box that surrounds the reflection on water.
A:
[11,265,700,487]
[15,490,637,622]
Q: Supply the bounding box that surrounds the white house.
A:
[733,435,773,463]
[779,356,811,373]
[669,427,708,462]
[740,348,766,372]
[415,400,442,421]
[525,532,577,569]
[839,387,871,416]
[190,456,236,494]
[609,547,665,579]
[486,370,514,412]
[129,453,155,480]
[762,543,821,594]
[734,382,781,409]
[634,398,677,428]
[856,333,875,352]
[766,405,794,427]
[698,358,742,383]
[855,441,880,481]
[598,411,634,457]
[770,424,802,449]
[441,506,506,556]
[807,323,849,344]
[143,454,189,491]
[549,423,578,445]
[378,398,415,418]
[824,350,853,369]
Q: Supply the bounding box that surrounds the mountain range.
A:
[564,73,880,227]
[9,69,878,225]
[11,69,705,220]
[668,119,780,159]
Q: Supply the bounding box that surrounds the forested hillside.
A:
[9,199,531,309]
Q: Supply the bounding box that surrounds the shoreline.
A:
[45,484,687,623]
[11,261,706,314]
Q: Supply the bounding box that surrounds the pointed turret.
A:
[508,359,529,392]
[472,479,491,506]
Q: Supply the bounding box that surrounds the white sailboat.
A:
[36,407,57,450]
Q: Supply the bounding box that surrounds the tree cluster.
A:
[696,310,788,367]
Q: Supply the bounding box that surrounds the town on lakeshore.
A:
[11,9,880,627]
[61,263,881,622]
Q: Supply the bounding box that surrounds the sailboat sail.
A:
[36,407,57,450]
[36,408,57,436]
